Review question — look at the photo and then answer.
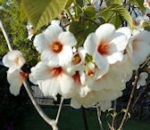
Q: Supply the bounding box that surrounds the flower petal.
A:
[84,33,97,55]
[58,32,77,46]
[3,50,25,69]
[95,23,115,42]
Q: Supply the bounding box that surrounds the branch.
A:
[0,17,58,130]
[0,18,13,51]
[97,106,104,130]
[118,70,139,130]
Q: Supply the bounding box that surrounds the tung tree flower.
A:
[84,23,130,70]
[2,50,25,69]
[7,69,28,96]
[129,30,150,69]
[29,62,75,99]
[33,25,77,67]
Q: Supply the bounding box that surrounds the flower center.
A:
[72,71,81,85]
[15,57,19,65]
[72,53,81,65]
[51,67,63,77]
[50,41,63,54]
[88,70,94,78]
[19,71,28,81]
[97,41,110,56]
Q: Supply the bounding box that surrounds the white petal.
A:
[59,73,74,98]
[111,32,128,52]
[84,33,97,55]
[3,50,25,69]
[58,46,73,66]
[58,32,77,46]
[41,50,60,67]
[116,27,131,40]
[9,84,22,96]
[95,23,115,42]
[70,98,81,109]
[33,33,48,53]
[30,62,53,81]
[44,24,63,42]
[94,52,109,70]
[7,69,23,96]
[106,52,123,64]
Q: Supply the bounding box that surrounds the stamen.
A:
[50,41,63,54]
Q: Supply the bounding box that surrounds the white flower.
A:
[84,23,131,70]
[2,50,25,69]
[7,69,28,96]
[29,62,74,99]
[66,47,86,73]
[33,25,77,67]
[134,15,149,28]
[137,72,148,88]
[129,30,150,69]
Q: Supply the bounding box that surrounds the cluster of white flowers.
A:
[27,21,149,111]
[3,21,150,111]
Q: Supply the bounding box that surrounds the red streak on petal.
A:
[72,53,81,65]
[51,67,63,77]
[97,41,110,56]
[19,72,28,80]
[50,41,63,54]
[132,38,138,51]
[72,71,81,85]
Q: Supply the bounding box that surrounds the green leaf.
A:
[109,15,122,29]
[128,0,146,14]
[22,0,68,30]
[100,4,133,29]
[105,0,124,5]
[65,0,74,9]
[84,6,96,19]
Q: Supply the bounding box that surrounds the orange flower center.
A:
[50,41,63,54]
[15,57,19,65]
[72,53,81,65]
[97,41,110,56]
[88,70,94,78]
[51,67,63,77]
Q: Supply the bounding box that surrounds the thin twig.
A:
[0,18,13,51]
[0,17,58,130]
[55,97,64,123]
[97,106,104,130]
[112,100,117,129]
[118,70,139,130]
[23,82,57,130]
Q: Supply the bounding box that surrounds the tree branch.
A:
[118,70,139,130]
